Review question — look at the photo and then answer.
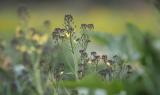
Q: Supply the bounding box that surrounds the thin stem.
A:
[68,31,79,80]
[69,32,74,54]
[72,53,79,80]
[33,55,44,95]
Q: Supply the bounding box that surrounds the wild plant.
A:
[0,6,132,95]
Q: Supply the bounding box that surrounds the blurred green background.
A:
[0,0,160,39]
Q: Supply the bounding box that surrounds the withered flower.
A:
[102,55,107,63]
[64,14,73,23]
[102,55,107,60]
[81,24,88,30]
[107,60,113,65]
[52,28,67,43]
[88,24,94,30]
[81,24,94,30]
[95,55,100,63]
[91,51,97,56]
[79,49,85,54]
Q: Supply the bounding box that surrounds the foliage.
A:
[0,5,160,95]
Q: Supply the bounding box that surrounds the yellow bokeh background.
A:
[0,6,160,38]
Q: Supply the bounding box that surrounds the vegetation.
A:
[0,5,160,95]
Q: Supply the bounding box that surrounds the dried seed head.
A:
[112,55,123,64]
[60,29,65,32]
[102,55,108,64]
[108,60,113,65]
[95,55,100,59]
[79,49,85,54]
[64,14,73,22]
[91,51,97,56]
[102,55,107,59]
[81,24,94,30]
[52,28,66,42]
[54,28,62,33]
[88,24,94,30]
[81,24,88,29]
[82,52,88,57]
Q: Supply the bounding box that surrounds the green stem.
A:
[68,32,79,80]
[33,56,44,95]
[72,53,79,80]
[69,32,74,54]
